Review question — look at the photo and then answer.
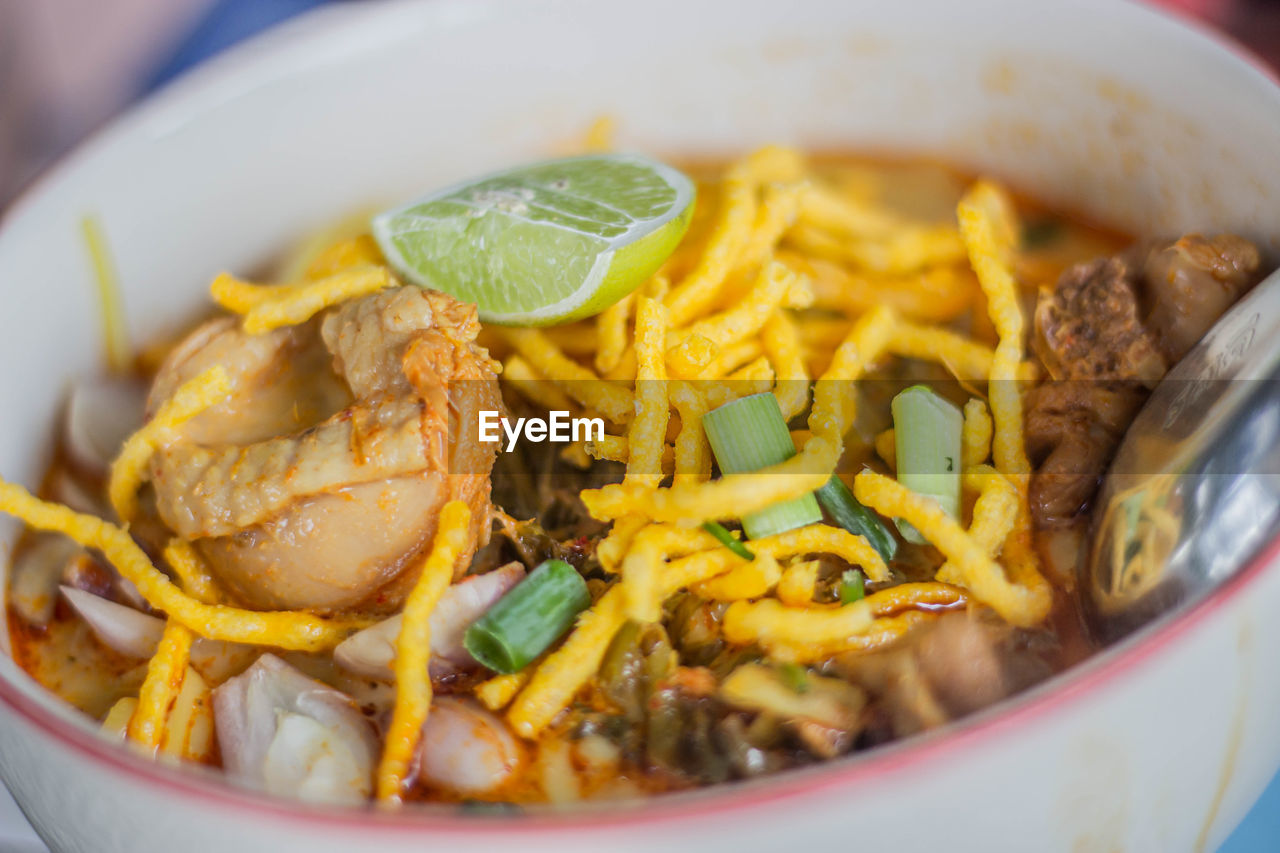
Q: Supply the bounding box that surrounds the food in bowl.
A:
[2,140,1266,808]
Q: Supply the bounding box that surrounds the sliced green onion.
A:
[891,385,963,544]
[1021,218,1062,249]
[838,569,865,604]
[702,393,823,539]
[701,521,755,560]
[463,559,590,674]
[777,663,810,694]
[816,476,897,562]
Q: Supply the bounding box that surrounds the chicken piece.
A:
[147,287,501,613]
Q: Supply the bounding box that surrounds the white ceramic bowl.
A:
[2,1,1279,850]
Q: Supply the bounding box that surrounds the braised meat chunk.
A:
[1143,234,1261,362]
[1034,255,1166,386]
[1028,234,1263,527]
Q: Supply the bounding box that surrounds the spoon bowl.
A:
[1082,271,1280,643]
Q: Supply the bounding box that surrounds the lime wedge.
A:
[371,154,695,326]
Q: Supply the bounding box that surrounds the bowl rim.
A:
[1,0,1279,836]
[4,533,1277,835]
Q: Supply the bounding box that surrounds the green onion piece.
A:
[1021,218,1062,249]
[702,393,823,539]
[838,569,865,604]
[701,521,755,560]
[778,663,810,694]
[891,385,963,544]
[463,559,591,674]
[816,476,897,562]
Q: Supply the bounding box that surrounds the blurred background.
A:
[0,0,1278,850]
[2,0,1280,208]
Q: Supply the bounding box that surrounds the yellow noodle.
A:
[853,470,1047,626]
[961,398,994,468]
[602,347,638,382]
[594,292,634,374]
[583,303,894,525]
[622,523,721,623]
[866,581,968,616]
[723,598,873,650]
[628,297,669,488]
[109,365,231,522]
[502,355,578,412]
[798,183,903,238]
[621,525,668,624]
[595,515,648,574]
[211,265,390,334]
[957,182,1027,485]
[791,252,975,323]
[579,435,837,524]
[81,215,132,374]
[584,434,674,474]
[887,319,996,381]
[787,222,965,275]
[667,261,797,376]
[377,500,471,803]
[127,621,193,749]
[701,375,774,411]
[541,323,599,357]
[664,157,757,326]
[670,381,712,485]
[476,670,531,712]
[700,338,764,379]
[692,553,781,601]
[584,433,629,463]
[957,180,1051,622]
[810,304,896,440]
[0,481,359,651]
[582,115,617,152]
[875,428,897,471]
[725,356,774,383]
[762,311,810,421]
[776,560,819,606]
[734,183,805,275]
[937,465,1017,586]
[508,585,629,738]
[303,235,384,279]
[764,610,938,661]
[163,539,222,605]
[754,523,889,583]
[725,581,966,661]
[499,328,633,424]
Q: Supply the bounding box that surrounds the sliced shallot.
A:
[212,654,378,805]
[417,698,523,794]
[10,536,78,625]
[60,585,164,658]
[62,377,148,476]
[333,562,525,680]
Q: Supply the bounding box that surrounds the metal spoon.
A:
[1081,271,1280,644]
